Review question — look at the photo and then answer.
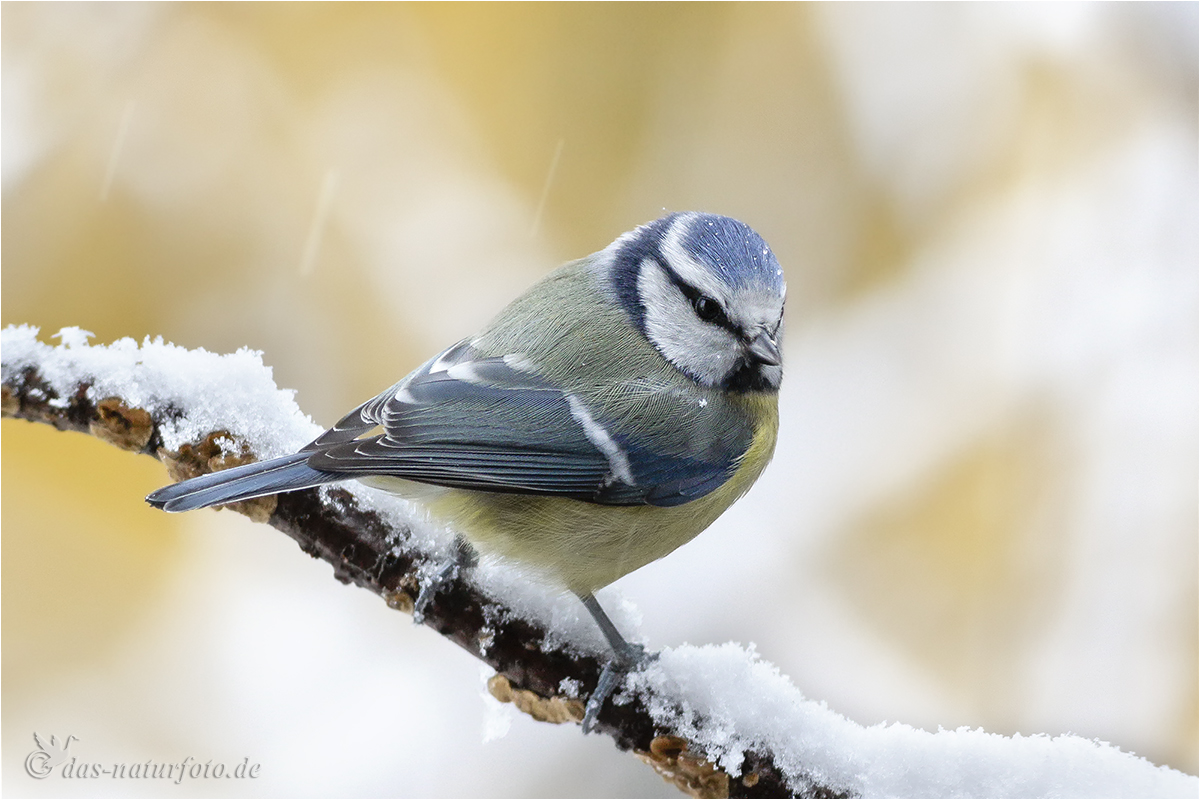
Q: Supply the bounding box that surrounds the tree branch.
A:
[0,334,833,799]
[8,327,1194,799]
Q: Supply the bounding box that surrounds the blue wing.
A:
[304,340,752,507]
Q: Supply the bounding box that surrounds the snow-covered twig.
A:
[1,325,814,798]
[2,326,1195,799]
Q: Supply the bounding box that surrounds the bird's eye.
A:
[693,295,723,323]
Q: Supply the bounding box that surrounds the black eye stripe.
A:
[652,255,736,332]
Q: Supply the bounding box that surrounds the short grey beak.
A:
[745,330,781,366]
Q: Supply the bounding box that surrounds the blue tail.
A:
[146,452,341,513]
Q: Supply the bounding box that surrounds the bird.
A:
[147,211,786,732]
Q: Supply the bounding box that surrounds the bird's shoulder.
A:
[469,253,665,391]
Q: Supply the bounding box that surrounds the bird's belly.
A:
[425,492,720,595]
[354,477,718,593]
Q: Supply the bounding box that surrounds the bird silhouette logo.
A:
[25,732,77,779]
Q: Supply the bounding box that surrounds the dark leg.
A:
[413,535,477,625]
[578,592,653,734]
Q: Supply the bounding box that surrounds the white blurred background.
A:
[3,4,1196,796]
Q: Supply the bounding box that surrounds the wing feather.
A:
[303,339,750,506]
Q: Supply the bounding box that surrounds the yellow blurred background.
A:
[3,3,1196,796]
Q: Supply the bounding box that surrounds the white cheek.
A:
[637,261,740,386]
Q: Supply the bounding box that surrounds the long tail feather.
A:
[146,452,341,513]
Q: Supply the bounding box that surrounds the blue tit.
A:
[148,211,786,731]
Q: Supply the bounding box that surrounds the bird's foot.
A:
[412,560,457,625]
[413,536,477,626]
[582,644,657,734]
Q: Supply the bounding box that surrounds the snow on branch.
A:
[2,325,1195,800]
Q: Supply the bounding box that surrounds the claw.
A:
[413,560,456,625]
[413,535,477,625]
[581,648,658,734]
[582,661,624,734]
